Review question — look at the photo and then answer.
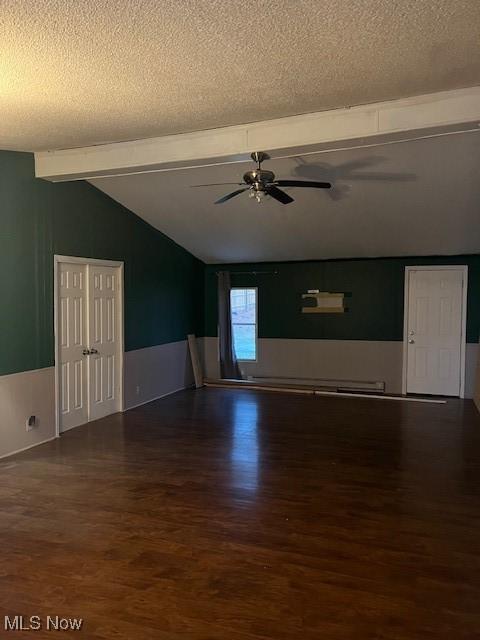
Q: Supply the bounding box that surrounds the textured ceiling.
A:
[2,1,480,151]
[90,132,480,263]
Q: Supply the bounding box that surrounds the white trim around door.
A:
[54,255,125,437]
[402,265,468,398]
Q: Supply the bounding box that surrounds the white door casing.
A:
[58,263,88,431]
[55,256,124,435]
[403,267,467,397]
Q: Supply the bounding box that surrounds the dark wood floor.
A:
[1,388,480,639]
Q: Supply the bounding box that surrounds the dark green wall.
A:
[204,256,480,343]
[3,148,479,378]
[0,150,204,376]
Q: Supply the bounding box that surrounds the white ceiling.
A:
[90,132,480,263]
[2,0,480,151]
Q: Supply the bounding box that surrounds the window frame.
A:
[230,286,258,362]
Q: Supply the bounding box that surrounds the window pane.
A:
[232,324,256,360]
[231,288,256,323]
[230,288,257,360]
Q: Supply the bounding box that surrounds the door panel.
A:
[406,269,464,396]
[88,265,122,421]
[58,261,122,432]
[58,263,88,431]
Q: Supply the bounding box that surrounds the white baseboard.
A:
[205,380,446,404]
[314,390,446,403]
[0,366,56,460]
[123,340,195,407]
[56,386,195,435]
[200,337,480,398]
[0,436,57,461]
[52,386,194,438]
[0,340,195,460]
[59,421,87,433]
[125,384,195,411]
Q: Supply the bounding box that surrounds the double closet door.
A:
[58,261,122,432]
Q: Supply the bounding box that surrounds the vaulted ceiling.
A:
[90,131,480,263]
[2,0,480,151]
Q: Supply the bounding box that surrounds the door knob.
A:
[82,348,99,355]
[408,339,415,344]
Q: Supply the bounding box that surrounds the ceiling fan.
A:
[192,152,331,204]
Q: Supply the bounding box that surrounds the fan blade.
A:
[266,186,294,204]
[276,179,331,189]
[192,182,244,187]
[214,188,249,204]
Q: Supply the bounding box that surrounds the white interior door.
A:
[58,263,88,432]
[406,268,465,396]
[58,260,122,432]
[87,265,122,421]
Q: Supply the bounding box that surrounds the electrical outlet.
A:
[26,415,37,431]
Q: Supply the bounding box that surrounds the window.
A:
[230,288,257,361]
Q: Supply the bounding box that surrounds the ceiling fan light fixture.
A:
[249,188,265,203]
[193,152,332,205]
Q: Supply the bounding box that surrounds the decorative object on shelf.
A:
[302,290,345,313]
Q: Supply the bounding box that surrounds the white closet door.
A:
[58,263,88,432]
[406,269,464,396]
[87,265,122,421]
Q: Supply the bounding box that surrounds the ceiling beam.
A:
[35,87,480,182]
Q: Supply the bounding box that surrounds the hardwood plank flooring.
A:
[1,388,480,639]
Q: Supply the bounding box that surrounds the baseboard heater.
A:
[203,378,446,404]
[246,375,385,394]
[203,376,385,395]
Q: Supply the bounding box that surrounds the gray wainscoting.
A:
[0,367,56,459]
[124,340,194,409]
[201,337,479,398]
[1,340,195,459]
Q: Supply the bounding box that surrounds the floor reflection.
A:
[230,395,259,494]
[399,401,465,497]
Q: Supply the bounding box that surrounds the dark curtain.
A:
[218,271,241,379]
